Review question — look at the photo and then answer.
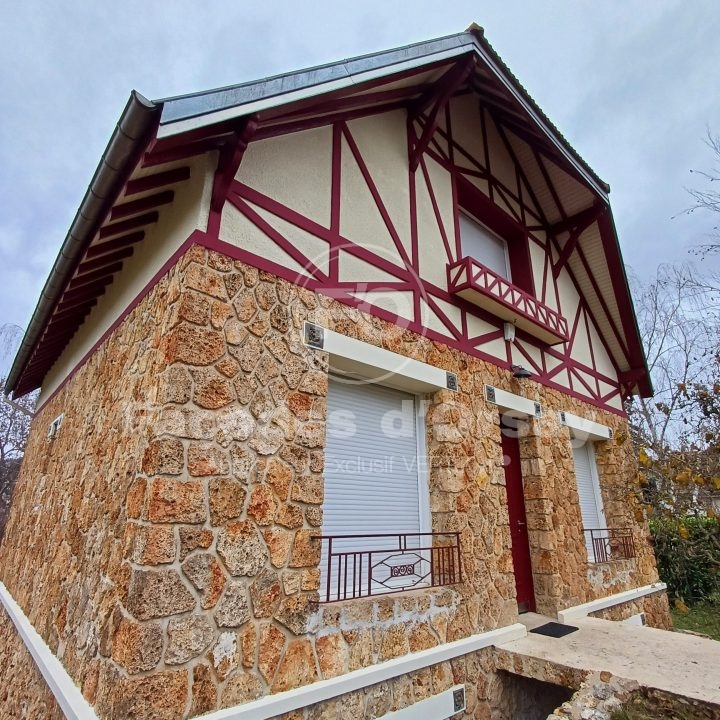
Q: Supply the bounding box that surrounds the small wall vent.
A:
[48,414,64,440]
[303,321,325,350]
[453,687,466,712]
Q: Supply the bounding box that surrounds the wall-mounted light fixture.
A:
[510,364,532,380]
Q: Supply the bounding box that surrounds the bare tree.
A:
[627,265,720,514]
[0,324,34,538]
[682,130,720,256]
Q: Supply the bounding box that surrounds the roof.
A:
[156,26,610,197]
[6,26,650,399]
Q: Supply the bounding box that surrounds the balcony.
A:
[313,532,462,603]
[584,528,636,563]
[447,257,569,345]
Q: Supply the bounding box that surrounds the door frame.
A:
[500,420,536,613]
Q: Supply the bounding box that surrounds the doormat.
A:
[529,622,579,638]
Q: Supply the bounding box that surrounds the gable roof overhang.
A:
[6,26,652,400]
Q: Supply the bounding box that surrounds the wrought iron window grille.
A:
[584,528,635,563]
[312,532,462,603]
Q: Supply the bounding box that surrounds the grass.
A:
[610,694,711,720]
[671,601,720,641]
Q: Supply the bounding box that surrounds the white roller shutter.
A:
[572,442,606,560]
[459,212,510,279]
[322,378,427,599]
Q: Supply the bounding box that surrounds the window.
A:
[572,441,607,561]
[454,176,536,295]
[320,378,433,601]
[459,211,511,280]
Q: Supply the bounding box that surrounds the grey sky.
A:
[1,0,718,363]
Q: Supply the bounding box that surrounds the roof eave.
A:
[6,91,162,396]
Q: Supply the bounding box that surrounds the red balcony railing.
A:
[313,532,462,603]
[584,528,636,563]
[447,257,569,345]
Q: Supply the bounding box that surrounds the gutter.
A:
[6,91,163,397]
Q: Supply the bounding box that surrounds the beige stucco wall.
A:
[223,105,622,418]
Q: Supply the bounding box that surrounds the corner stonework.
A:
[102,246,328,715]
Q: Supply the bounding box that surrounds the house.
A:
[0,25,670,720]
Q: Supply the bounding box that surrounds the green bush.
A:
[649,517,720,601]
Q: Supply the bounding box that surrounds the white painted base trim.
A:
[200,623,526,720]
[0,582,97,720]
[557,582,667,623]
[0,577,525,720]
[379,685,465,719]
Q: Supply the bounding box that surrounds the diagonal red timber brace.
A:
[408,55,476,172]
[210,115,259,214]
[552,203,606,277]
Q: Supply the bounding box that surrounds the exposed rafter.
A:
[85,231,145,259]
[408,55,476,171]
[110,190,174,221]
[125,166,190,195]
[210,115,259,214]
[98,211,159,240]
[77,247,135,274]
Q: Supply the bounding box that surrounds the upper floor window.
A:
[459,211,511,280]
[455,177,535,296]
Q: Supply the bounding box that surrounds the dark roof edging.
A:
[6,91,162,396]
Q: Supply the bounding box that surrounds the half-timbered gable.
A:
[0,26,669,720]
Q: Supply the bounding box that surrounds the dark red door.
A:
[501,425,536,613]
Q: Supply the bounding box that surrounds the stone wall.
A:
[88,245,522,717]
[0,270,181,716]
[271,647,499,720]
[511,392,663,619]
[0,242,668,718]
[590,592,672,630]
[0,604,64,719]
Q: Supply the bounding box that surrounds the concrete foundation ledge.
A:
[0,581,96,720]
[557,582,668,623]
[0,578,527,720]
[199,622,527,720]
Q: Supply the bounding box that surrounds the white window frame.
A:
[459,209,512,280]
[414,395,432,537]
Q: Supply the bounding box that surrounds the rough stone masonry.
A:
[0,244,669,719]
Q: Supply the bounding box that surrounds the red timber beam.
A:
[211,115,259,215]
[77,247,135,274]
[67,263,124,290]
[408,55,477,172]
[98,211,159,240]
[58,278,114,306]
[125,166,190,195]
[597,211,650,393]
[110,190,175,221]
[551,203,607,277]
[85,231,145,259]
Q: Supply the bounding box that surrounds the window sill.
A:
[447,256,569,345]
